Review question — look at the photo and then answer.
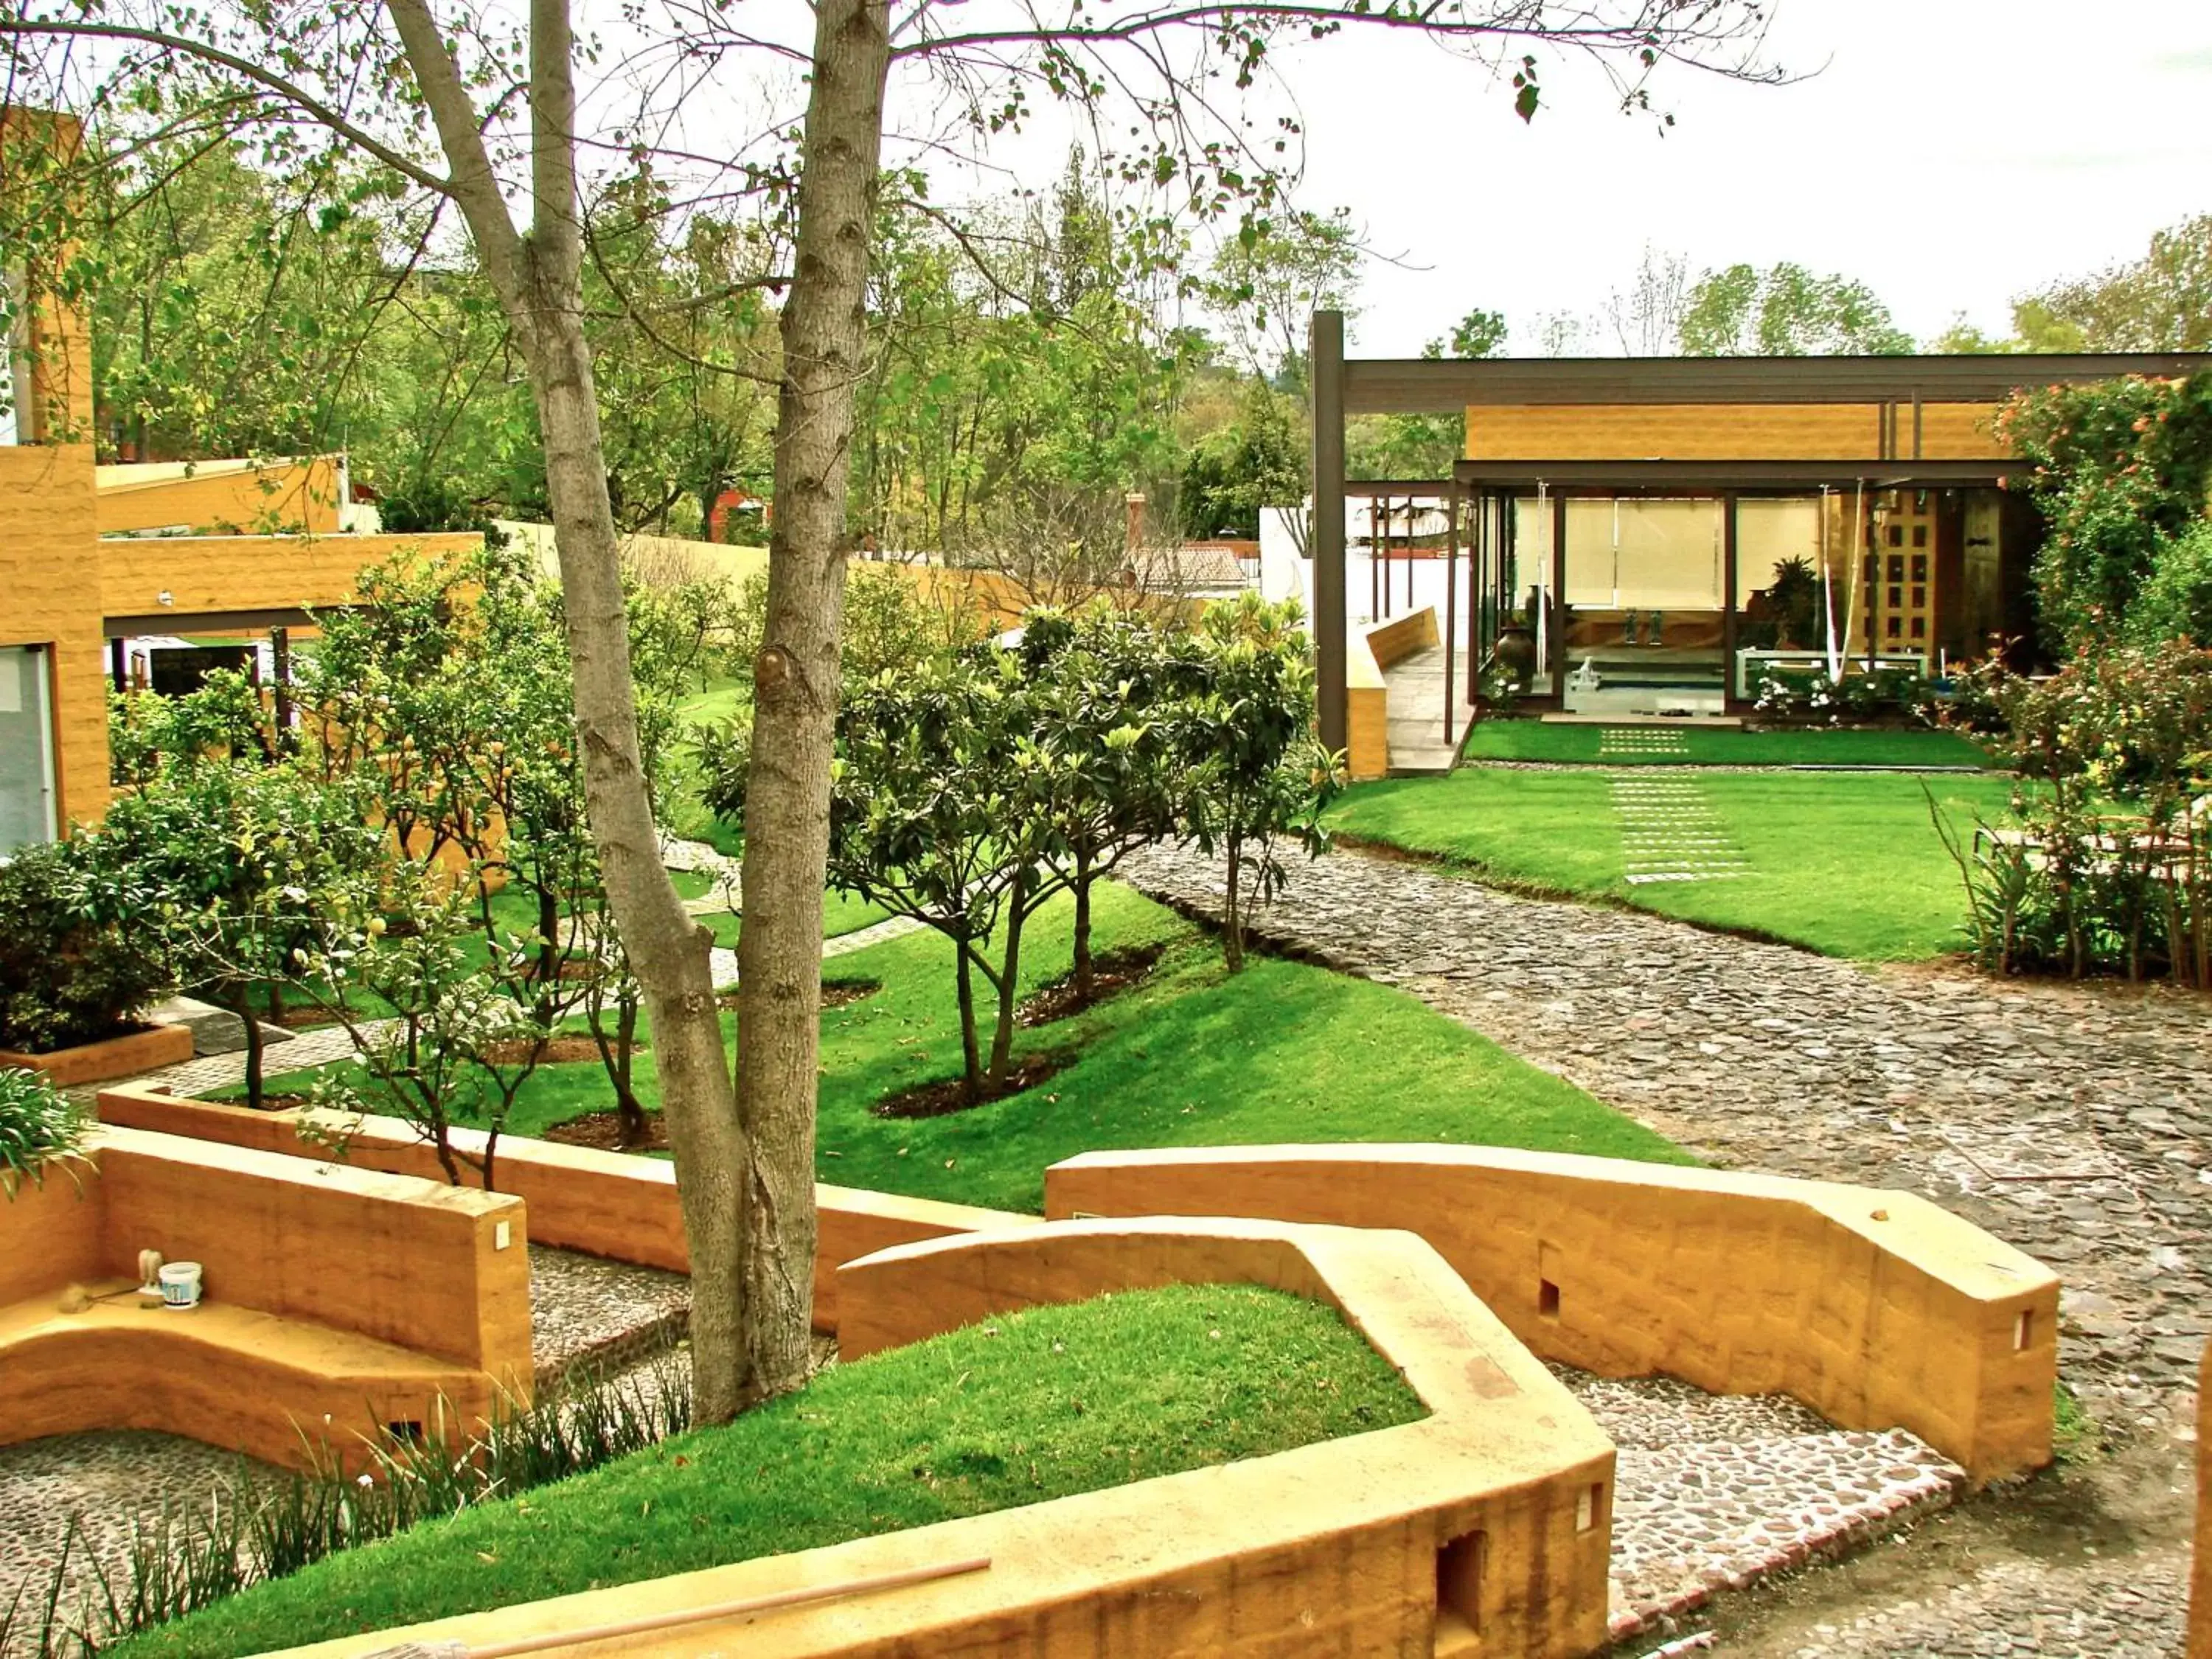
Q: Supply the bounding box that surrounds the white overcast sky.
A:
[1258,0,2212,356]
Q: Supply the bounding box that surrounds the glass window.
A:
[1561,498,1722,610]
[0,647,57,851]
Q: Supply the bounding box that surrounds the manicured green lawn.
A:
[257,883,1688,1209]
[1459,721,1994,769]
[1328,768,2018,963]
[675,672,748,728]
[114,1284,1423,1659]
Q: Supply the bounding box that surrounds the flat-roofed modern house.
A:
[0,140,477,850]
[1304,310,2212,754]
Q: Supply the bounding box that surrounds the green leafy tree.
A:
[1172,594,1340,972]
[827,650,1065,1102]
[1023,607,1183,1000]
[2028,212,2212,352]
[93,760,382,1108]
[1680,262,1913,356]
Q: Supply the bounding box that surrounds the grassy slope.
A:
[257,883,1688,1209]
[1458,721,1994,769]
[116,1286,1424,1659]
[1329,768,2018,962]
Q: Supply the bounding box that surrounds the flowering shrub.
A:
[1997,372,2212,647]
[1753,664,1930,723]
[1933,641,2212,984]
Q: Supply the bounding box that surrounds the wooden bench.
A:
[0,1125,532,1471]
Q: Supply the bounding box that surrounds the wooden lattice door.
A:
[1859,490,1937,658]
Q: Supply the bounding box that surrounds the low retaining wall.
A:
[1346,605,1439,781]
[96,1084,1034,1331]
[0,1021,193,1087]
[0,1125,530,1470]
[1046,1144,2059,1484]
[271,1216,1613,1659]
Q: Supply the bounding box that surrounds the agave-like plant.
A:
[0,1066,88,1195]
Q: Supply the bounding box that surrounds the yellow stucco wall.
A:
[1465,402,2006,462]
[0,1124,531,1472]
[1047,1143,2059,1486]
[0,442,108,822]
[95,456,341,536]
[99,530,481,624]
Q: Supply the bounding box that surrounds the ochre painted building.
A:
[0,253,476,847]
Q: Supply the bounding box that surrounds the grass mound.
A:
[252,883,1689,1208]
[115,1284,1425,1659]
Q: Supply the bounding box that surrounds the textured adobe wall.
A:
[0,1124,532,1469]
[95,456,341,535]
[96,1085,1034,1330]
[98,529,483,623]
[0,442,107,825]
[1346,605,1437,780]
[265,1217,1615,1659]
[1047,1143,2059,1484]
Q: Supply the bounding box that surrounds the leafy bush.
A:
[0,842,173,1053]
[1997,372,2212,647]
[0,1065,88,1189]
[1933,640,2212,984]
[2129,516,2212,647]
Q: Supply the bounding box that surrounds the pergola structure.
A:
[1307,307,2212,748]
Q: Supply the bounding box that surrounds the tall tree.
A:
[1,0,1781,1421]
[1680,260,1912,355]
[2024,212,2212,352]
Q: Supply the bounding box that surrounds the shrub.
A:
[1933,641,2212,984]
[0,1065,88,1190]
[1752,663,1930,723]
[0,842,173,1053]
[2129,516,2212,647]
[1997,372,2212,648]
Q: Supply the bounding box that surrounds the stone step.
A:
[1430,1606,1479,1658]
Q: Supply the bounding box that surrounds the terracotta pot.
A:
[1494,625,1537,689]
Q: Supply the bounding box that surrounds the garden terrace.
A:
[0,1125,530,1472]
[142,1218,1610,1659]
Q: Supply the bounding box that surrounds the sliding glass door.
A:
[0,646,57,852]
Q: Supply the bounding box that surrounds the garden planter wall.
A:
[2194,1338,2212,1659]
[0,1020,192,1088]
[1046,1143,2060,1486]
[265,1217,1614,1659]
[95,1082,1036,1331]
[0,1124,531,1472]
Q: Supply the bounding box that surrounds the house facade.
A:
[1302,317,2212,743]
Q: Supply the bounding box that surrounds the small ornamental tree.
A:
[93,760,383,1108]
[1022,605,1183,1001]
[1172,594,1342,973]
[1996,372,2212,648]
[828,652,1065,1103]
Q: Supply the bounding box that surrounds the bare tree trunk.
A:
[1222,832,1246,973]
[954,942,984,1104]
[388,0,751,1424]
[1072,847,1094,1001]
[732,0,891,1406]
[987,880,1028,1092]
